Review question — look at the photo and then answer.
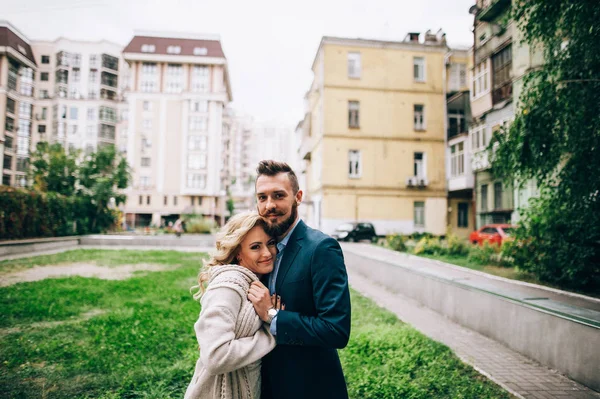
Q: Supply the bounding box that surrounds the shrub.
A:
[414,237,444,256]
[184,216,215,234]
[446,233,469,256]
[467,241,500,264]
[385,234,407,252]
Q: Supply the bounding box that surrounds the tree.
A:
[490,0,600,291]
[78,145,130,232]
[29,142,78,196]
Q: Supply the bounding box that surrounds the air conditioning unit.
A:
[406,176,418,187]
[418,177,429,187]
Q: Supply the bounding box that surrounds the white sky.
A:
[2,0,474,128]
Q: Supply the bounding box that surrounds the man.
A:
[247,160,351,399]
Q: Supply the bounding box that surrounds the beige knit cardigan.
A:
[184,265,276,399]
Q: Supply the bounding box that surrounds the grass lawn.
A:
[0,249,510,398]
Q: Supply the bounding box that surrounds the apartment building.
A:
[469,0,542,228]
[300,31,449,235]
[121,32,232,228]
[0,21,37,188]
[445,47,474,238]
[30,38,127,153]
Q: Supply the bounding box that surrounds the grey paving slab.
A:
[347,268,600,399]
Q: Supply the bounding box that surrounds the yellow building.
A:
[299,32,449,236]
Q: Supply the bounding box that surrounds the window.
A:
[414,57,425,82]
[187,173,206,189]
[414,152,425,177]
[39,90,49,99]
[17,136,29,155]
[139,195,143,205]
[348,150,361,178]
[146,196,151,205]
[165,64,183,93]
[458,202,469,228]
[141,157,151,167]
[448,110,466,137]
[41,55,50,64]
[41,107,47,120]
[140,63,158,93]
[188,154,207,170]
[191,66,209,93]
[174,196,178,206]
[470,125,488,151]
[87,108,96,121]
[414,104,425,130]
[494,182,503,210]
[167,45,181,54]
[143,101,152,111]
[188,135,208,150]
[414,202,425,227]
[140,176,151,188]
[3,174,11,185]
[472,61,490,99]
[450,142,465,177]
[6,98,15,114]
[189,116,207,131]
[3,154,12,170]
[348,101,360,128]
[99,106,117,123]
[89,70,98,83]
[143,119,152,129]
[190,100,208,112]
[449,63,467,91]
[347,52,361,78]
[492,45,513,104]
[89,54,98,68]
[193,47,208,56]
[72,69,81,83]
[19,67,34,96]
[4,136,13,149]
[38,125,46,133]
[164,196,168,206]
[16,157,28,172]
[141,44,156,53]
[481,184,488,211]
[70,107,78,120]
[40,72,49,81]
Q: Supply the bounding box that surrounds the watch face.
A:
[268,308,278,317]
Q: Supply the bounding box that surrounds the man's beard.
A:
[262,202,298,238]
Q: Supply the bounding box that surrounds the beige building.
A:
[0,21,37,188]
[121,31,232,228]
[300,32,449,236]
[30,38,126,154]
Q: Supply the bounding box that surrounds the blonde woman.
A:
[185,211,282,399]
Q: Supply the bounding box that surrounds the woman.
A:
[185,211,282,399]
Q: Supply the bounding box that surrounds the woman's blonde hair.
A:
[192,211,267,300]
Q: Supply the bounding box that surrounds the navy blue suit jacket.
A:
[261,220,351,399]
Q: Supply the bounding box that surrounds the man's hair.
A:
[256,160,300,194]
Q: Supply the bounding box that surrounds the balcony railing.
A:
[477,0,511,22]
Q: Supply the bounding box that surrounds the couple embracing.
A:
[185,160,352,399]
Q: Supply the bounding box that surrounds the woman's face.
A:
[237,225,277,277]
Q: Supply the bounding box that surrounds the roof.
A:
[123,35,225,58]
[0,25,36,65]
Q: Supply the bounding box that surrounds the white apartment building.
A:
[121,31,232,228]
[30,38,127,153]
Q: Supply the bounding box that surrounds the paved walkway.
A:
[345,244,600,399]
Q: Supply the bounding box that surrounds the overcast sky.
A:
[2,0,474,128]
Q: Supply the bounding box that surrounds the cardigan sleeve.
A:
[196,286,275,375]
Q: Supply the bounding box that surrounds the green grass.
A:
[0,249,510,398]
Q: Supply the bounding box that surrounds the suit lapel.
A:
[275,220,306,293]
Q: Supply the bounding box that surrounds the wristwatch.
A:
[266,308,278,324]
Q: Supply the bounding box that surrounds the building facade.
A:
[120,32,232,228]
[445,47,474,238]
[0,21,37,188]
[300,32,449,236]
[30,38,127,154]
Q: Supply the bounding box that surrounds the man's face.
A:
[256,173,302,238]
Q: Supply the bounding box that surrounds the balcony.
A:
[448,174,474,192]
[101,54,119,72]
[471,150,490,172]
[492,83,512,105]
[477,0,511,22]
[406,176,428,189]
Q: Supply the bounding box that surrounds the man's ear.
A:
[295,190,303,205]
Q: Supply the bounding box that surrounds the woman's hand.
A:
[248,281,273,322]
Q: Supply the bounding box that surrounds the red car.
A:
[469,224,515,246]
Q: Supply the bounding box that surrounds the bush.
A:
[0,186,75,240]
[414,237,444,256]
[385,234,407,252]
[446,233,469,256]
[467,241,500,264]
[184,216,215,234]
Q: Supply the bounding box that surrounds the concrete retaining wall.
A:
[0,237,80,257]
[344,252,600,392]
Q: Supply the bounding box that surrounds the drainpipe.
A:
[443,50,451,232]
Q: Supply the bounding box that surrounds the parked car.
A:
[331,222,377,242]
[469,224,515,246]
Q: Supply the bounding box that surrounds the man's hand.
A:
[248,281,273,322]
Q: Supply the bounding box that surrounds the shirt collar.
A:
[277,218,301,253]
